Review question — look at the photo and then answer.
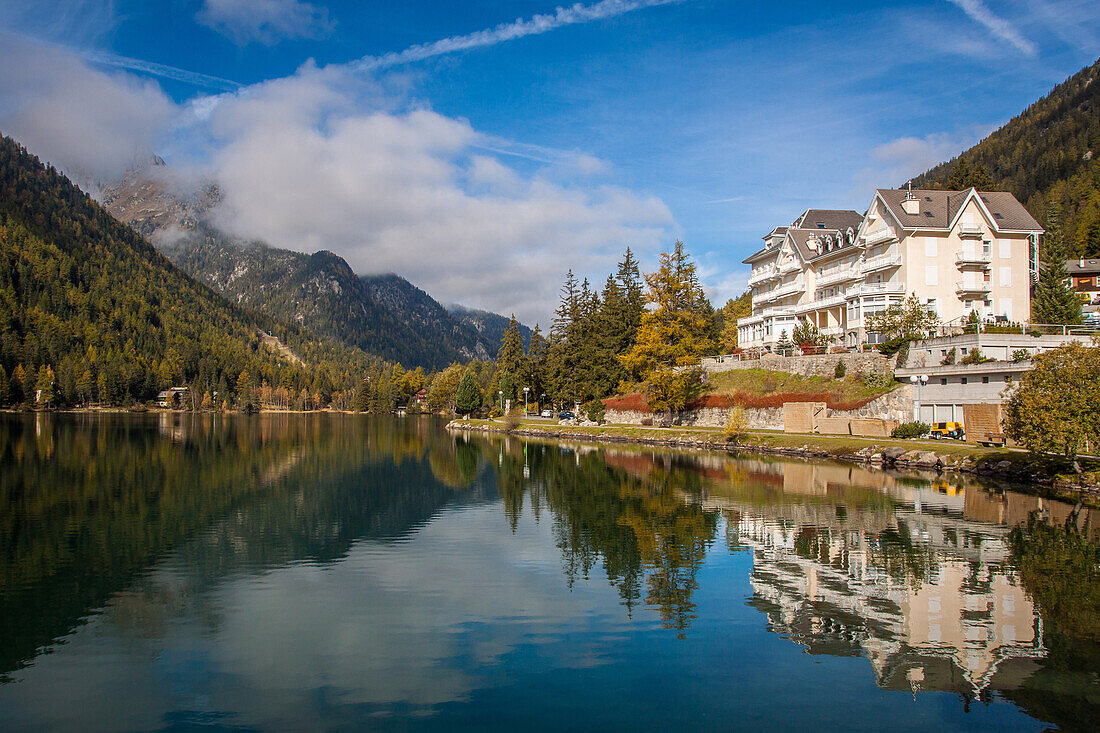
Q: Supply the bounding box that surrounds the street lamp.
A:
[909,373,929,423]
[498,390,504,412]
[523,386,530,415]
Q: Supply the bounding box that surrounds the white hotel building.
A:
[737,189,1043,350]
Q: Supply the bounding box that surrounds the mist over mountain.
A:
[102,164,530,370]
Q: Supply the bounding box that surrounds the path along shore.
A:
[447,418,1100,508]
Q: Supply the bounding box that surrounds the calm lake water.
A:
[0,413,1097,731]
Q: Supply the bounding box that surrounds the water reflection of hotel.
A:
[677,458,1092,697]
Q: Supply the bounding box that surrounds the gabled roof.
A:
[742,245,776,264]
[792,209,864,232]
[875,189,1042,232]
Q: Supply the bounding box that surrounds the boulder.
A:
[882,447,907,462]
[913,451,943,468]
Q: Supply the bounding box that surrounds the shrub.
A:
[581,399,606,424]
[1012,349,1032,363]
[876,336,909,357]
[724,407,749,443]
[833,359,847,378]
[761,375,778,393]
[941,347,957,365]
[860,371,896,390]
[892,421,930,439]
[960,348,994,365]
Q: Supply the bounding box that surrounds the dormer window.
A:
[816,222,826,229]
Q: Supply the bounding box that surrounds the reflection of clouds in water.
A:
[0,504,636,730]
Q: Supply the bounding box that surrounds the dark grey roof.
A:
[742,245,774,264]
[1066,258,1100,275]
[792,209,864,232]
[876,189,1042,232]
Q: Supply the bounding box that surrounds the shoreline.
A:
[447,418,1100,507]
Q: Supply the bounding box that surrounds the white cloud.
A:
[851,126,998,195]
[0,33,176,186]
[197,0,335,46]
[946,0,1038,56]
[202,65,672,324]
[353,0,685,71]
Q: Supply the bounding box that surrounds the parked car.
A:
[558,411,575,421]
[540,409,552,417]
[929,421,964,440]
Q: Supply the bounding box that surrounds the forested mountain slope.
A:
[447,304,534,350]
[0,134,376,405]
[103,167,522,369]
[913,57,1100,254]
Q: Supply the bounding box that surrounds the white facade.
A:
[737,190,1043,351]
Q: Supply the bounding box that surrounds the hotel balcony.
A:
[955,280,992,295]
[747,266,780,286]
[796,293,847,313]
[761,306,796,319]
[769,277,806,300]
[958,224,985,238]
[814,267,860,288]
[862,227,896,246]
[778,260,802,274]
[858,281,906,296]
[955,251,991,268]
[862,250,902,273]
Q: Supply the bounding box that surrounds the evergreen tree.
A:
[1033,205,1083,325]
[35,364,55,406]
[946,158,995,190]
[547,270,582,404]
[495,314,527,401]
[352,378,371,412]
[10,365,24,404]
[620,241,715,415]
[526,324,548,400]
[0,364,7,405]
[455,370,482,416]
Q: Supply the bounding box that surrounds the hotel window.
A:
[982,376,989,384]
[941,378,947,385]
[961,377,968,385]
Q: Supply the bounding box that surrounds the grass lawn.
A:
[701,367,897,410]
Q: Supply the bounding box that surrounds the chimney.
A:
[901,182,920,215]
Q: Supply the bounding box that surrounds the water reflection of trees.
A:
[476,437,719,636]
[0,413,477,678]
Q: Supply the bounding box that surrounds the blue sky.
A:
[1,0,1099,324]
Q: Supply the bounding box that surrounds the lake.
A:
[0,413,1097,731]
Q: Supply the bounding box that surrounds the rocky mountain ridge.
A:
[102,166,529,369]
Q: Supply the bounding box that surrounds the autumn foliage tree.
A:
[1003,343,1100,465]
[620,241,716,416]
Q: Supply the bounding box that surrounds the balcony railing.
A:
[748,266,779,285]
[778,260,802,274]
[862,250,902,272]
[955,251,991,267]
[958,224,984,238]
[797,293,847,312]
[858,281,906,295]
[862,227,895,246]
[955,280,992,294]
[814,267,860,287]
[769,278,807,300]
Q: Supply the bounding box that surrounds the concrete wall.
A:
[906,332,1087,367]
[783,402,825,433]
[702,352,893,378]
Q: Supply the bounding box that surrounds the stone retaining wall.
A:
[701,352,894,378]
[606,385,913,431]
